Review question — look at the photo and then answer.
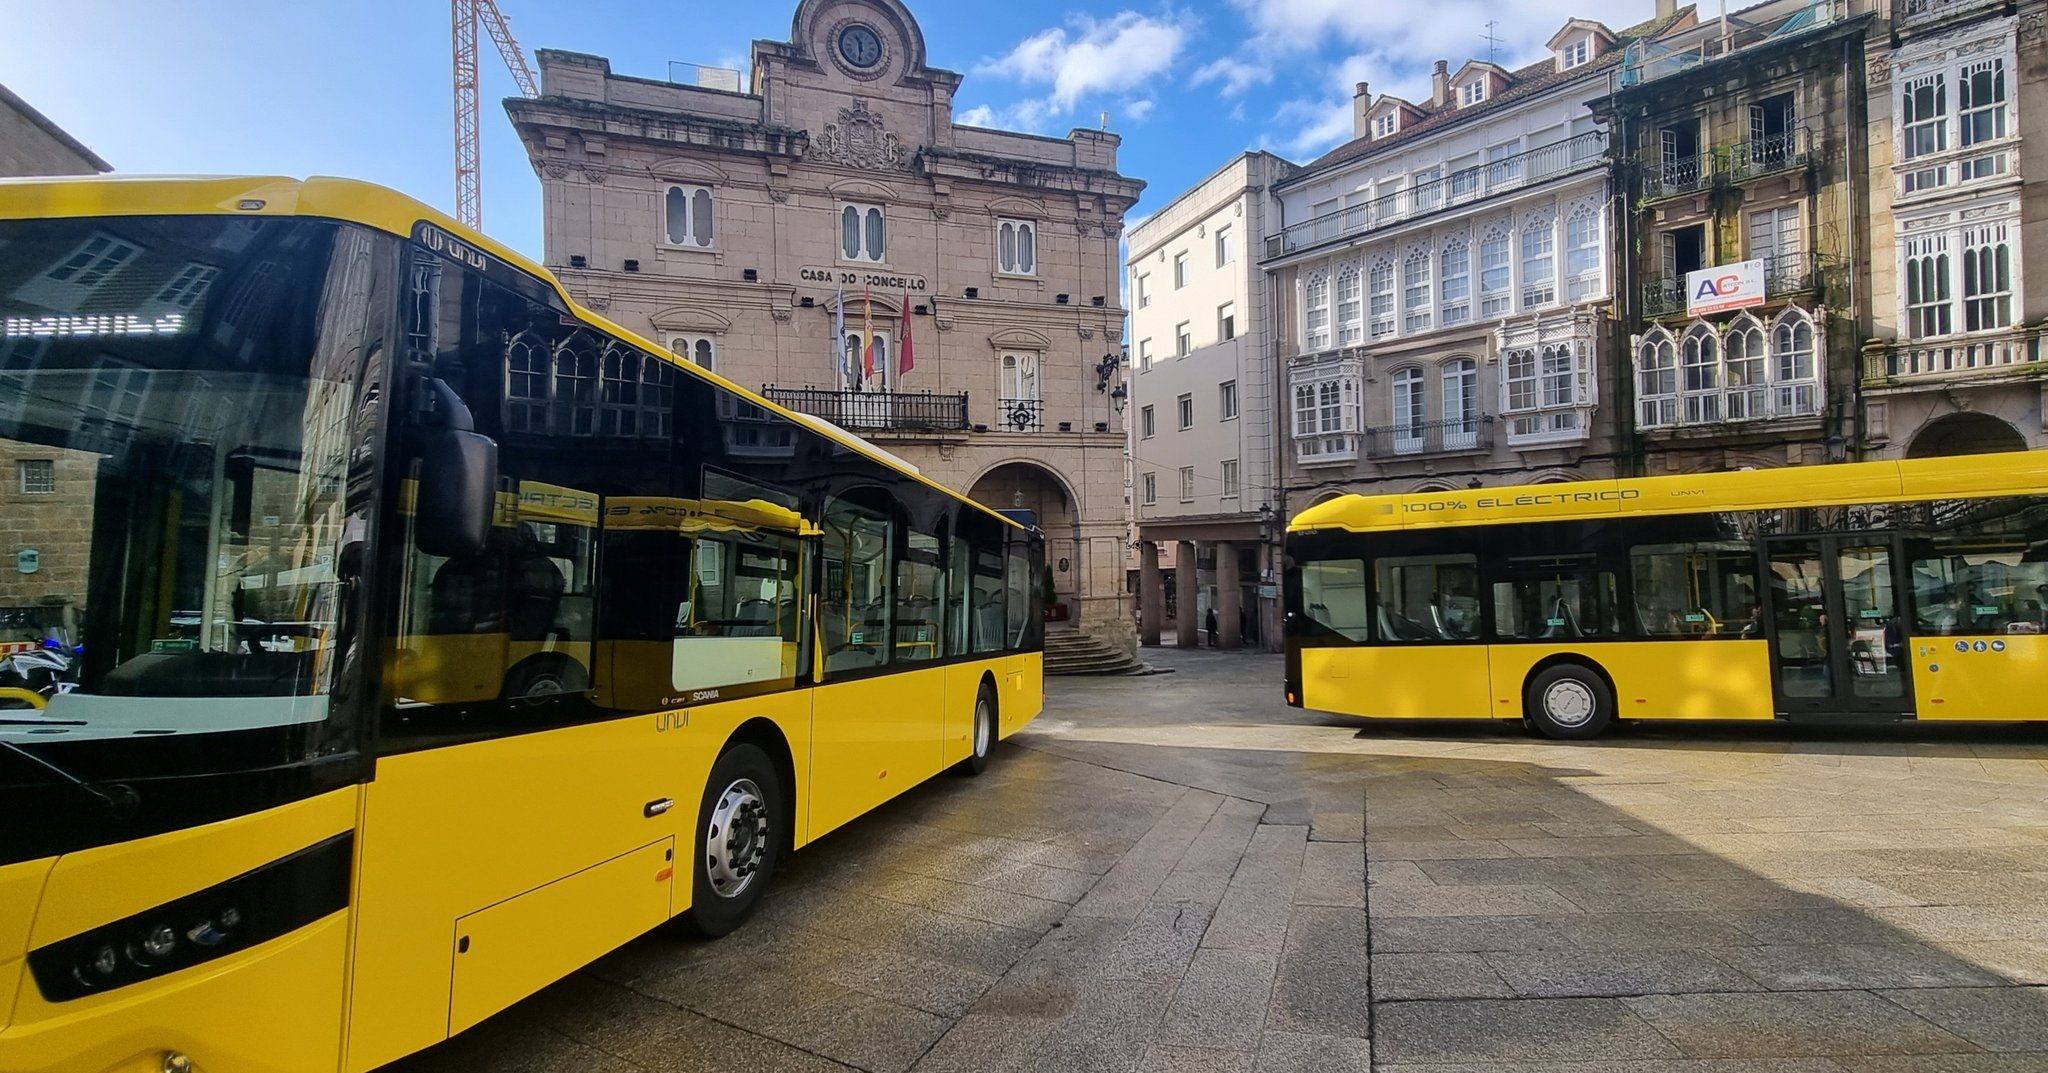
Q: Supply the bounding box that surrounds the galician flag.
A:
[899,290,915,375]
[833,288,849,389]
[861,284,876,385]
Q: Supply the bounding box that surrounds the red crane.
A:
[452,0,539,230]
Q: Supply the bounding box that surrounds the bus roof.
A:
[1289,451,2048,535]
[0,173,1027,532]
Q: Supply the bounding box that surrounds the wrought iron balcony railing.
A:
[1863,326,2047,386]
[996,397,1044,432]
[1640,252,1822,320]
[1265,131,1607,260]
[1641,129,1814,201]
[1366,417,1494,459]
[763,386,969,432]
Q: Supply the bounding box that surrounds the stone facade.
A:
[1126,152,1294,651]
[0,83,108,178]
[1861,0,2048,458]
[506,0,1143,647]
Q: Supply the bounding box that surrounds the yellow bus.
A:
[0,175,1046,1073]
[1284,454,2048,738]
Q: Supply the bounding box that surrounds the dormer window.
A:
[1459,80,1487,107]
[1561,38,1590,70]
[1373,112,1399,139]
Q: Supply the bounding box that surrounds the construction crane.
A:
[452,0,539,230]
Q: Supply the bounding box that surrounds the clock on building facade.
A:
[837,24,883,69]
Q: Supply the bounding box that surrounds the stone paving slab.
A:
[387,647,2048,1073]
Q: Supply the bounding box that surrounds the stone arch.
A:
[1906,412,2028,459]
[650,305,734,334]
[987,326,1053,352]
[968,458,1083,605]
[826,177,903,203]
[792,0,931,75]
[645,157,732,185]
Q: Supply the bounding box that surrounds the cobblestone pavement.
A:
[390,647,2048,1073]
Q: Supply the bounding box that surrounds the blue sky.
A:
[4,0,1653,257]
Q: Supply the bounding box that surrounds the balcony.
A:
[1894,0,2006,31]
[1640,129,1815,202]
[1640,253,1823,320]
[763,387,968,432]
[995,397,1044,432]
[1366,417,1494,460]
[1265,131,1607,261]
[1620,0,1855,86]
[1863,326,2048,389]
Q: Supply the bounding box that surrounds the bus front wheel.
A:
[1524,664,1613,740]
[681,742,784,938]
[956,681,998,776]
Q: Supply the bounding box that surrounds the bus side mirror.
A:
[416,429,498,559]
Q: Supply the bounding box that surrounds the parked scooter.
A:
[0,640,78,699]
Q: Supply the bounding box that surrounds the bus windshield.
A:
[0,217,381,768]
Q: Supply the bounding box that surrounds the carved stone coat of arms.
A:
[814,101,907,171]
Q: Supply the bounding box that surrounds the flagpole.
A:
[833,288,847,391]
[862,284,875,389]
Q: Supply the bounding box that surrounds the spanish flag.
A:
[899,290,915,375]
[861,284,876,384]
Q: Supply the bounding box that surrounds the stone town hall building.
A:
[507,0,1144,645]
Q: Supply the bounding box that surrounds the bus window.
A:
[1374,555,1480,641]
[1630,542,1761,638]
[823,497,892,672]
[1492,556,1620,640]
[1910,499,2048,636]
[971,545,1006,653]
[1005,543,1035,649]
[1299,559,1371,641]
[674,531,803,691]
[895,525,943,662]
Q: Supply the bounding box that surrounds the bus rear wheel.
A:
[680,742,783,938]
[1524,664,1613,740]
[956,682,998,776]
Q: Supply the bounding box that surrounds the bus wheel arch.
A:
[501,653,588,700]
[957,673,1000,776]
[724,717,798,858]
[1521,655,1616,740]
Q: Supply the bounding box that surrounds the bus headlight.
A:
[30,833,352,1001]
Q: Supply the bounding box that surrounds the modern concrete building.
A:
[0,83,108,178]
[1861,0,2048,457]
[1125,152,1294,651]
[505,0,1144,647]
[1263,10,1686,515]
[1604,0,1877,474]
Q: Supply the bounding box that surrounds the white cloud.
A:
[1228,0,1646,65]
[1270,54,1434,159]
[977,11,1194,113]
[1190,56,1271,97]
[956,105,998,127]
[952,99,1056,134]
[1122,98,1157,122]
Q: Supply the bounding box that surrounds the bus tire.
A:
[956,680,999,777]
[1524,663,1612,740]
[502,655,587,702]
[680,742,783,939]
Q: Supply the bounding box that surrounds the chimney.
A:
[1352,81,1372,138]
[1431,61,1451,107]
[1655,0,1675,17]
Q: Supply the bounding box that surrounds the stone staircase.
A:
[1043,629,1168,677]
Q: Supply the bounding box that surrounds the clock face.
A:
[838,24,883,69]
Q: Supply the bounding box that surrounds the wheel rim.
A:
[974,696,993,757]
[705,778,770,899]
[1543,680,1597,727]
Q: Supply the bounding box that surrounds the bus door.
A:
[1762,536,1915,718]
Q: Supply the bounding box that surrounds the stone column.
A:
[1216,540,1242,649]
[1138,541,1163,646]
[1174,540,1199,647]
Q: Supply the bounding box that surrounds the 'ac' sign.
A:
[1685,259,1766,317]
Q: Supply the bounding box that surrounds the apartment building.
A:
[506,0,1143,646]
[1264,10,1689,513]
[1862,0,2048,457]
[1603,0,1877,473]
[1125,152,1293,650]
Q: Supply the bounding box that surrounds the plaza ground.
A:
[389,646,2048,1072]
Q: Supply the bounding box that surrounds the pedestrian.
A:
[1205,607,1218,647]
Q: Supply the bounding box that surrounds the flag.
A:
[833,288,849,389]
[861,284,876,384]
[898,290,915,375]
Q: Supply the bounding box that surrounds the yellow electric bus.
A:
[1285,455,2048,738]
[0,175,1045,1073]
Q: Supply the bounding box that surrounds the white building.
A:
[1264,9,1688,508]
[1124,152,1294,649]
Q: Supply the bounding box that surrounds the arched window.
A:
[1334,264,1363,346]
[1440,239,1471,327]
[1723,314,1767,420]
[1564,205,1602,302]
[552,331,601,437]
[1503,347,1538,413]
[1442,357,1479,448]
[1680,322,1721,424]
[1772,308,1819,417]
[505,328,550,434]
[1402,247,1433,334]
[1368,258,1396,339]
[1635,327,1677,428]
[1303,271,1331,350]
[1391,366,1425,453]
